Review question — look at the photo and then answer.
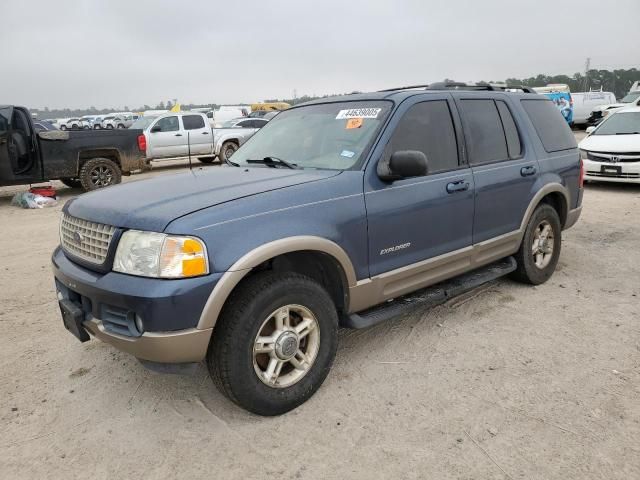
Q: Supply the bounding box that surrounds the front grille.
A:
[587,152,640,163]
[60,214,116,265]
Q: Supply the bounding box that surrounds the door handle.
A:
[520,165,537,176]
[175,133,182,137]
[202,132,209,135]
[446,181,470,194]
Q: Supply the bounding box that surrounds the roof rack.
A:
[379,82,537,94]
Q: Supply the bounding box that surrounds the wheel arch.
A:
[78,148,122,171]
[520,183,570,233]
[197,236,357,330]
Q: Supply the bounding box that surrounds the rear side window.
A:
[182,115,205,130]
[460,99,508,164]
[387,100,459,174]
[521,100,577,152]
[496,101,522,158]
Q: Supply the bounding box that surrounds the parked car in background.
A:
[51,84,583,415]
[33,120,58,132]
[588,90,640,125]
[103,114,139,129]
[579,107,640,184]
[0,105,146,191]
[571,91,616,127]
[262,111,280,120]
[213,117,268,162]
[58,118,82,130]
[135,111,215,162]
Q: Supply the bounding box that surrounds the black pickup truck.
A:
[0,105,147,191]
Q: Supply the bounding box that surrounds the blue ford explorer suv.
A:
[52,83,583,415]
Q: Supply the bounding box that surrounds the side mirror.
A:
[585,126,596,134]
[150,125,162,133]
[378,150,428,181]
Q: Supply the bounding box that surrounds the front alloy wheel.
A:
[208,272,338,416]
[253,304,320,388]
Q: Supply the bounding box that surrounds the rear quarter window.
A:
[521,100,577,152]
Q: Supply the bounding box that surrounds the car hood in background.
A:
[67,167,340,232]
[579,134,640,153]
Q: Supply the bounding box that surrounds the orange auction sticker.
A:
[346,118,363,129]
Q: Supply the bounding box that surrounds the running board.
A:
[343,256,517,329]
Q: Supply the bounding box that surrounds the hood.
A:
[579,133,640,153]
[67,167,340,232]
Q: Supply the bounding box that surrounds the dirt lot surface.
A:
[1,141,639,479]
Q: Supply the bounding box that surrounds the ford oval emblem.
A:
[72,231,84,245]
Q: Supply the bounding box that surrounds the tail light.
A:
[578,158,585,188]
[137,134,147,152]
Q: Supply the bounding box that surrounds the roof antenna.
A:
[187,130,193,171]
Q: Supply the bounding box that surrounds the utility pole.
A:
[582,57,591,91]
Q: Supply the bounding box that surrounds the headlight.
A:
[580,149,588,160]
[113,230,209,278]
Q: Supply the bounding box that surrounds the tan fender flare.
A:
[518,183,570,236]
[197,236,357,330]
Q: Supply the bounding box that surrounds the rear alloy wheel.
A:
[219,141,238,163]
[106,124,114,129]
[208,272,338,415]
[117,124,125,129]
[79,157,122,191]
[512,203,561,285]
[60,125,67,130]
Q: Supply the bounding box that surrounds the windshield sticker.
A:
[340,150,356,158]
[345,118,363,129]
[336,108,381,119]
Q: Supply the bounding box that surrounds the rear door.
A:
[455,95,538,243]
[182,114,212,155]
[365,95,474,277]
[147,115,187,159]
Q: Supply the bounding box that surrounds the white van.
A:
[211,105,250,128]
[572,91,616,126]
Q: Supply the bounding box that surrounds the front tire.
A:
[512,203,562,285]
[79,157,122,191]
[60,125,67,130]
[208,272,338,416]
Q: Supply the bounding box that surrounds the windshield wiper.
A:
[246,156,299,169]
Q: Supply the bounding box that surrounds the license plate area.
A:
[59,299,90,342]
[601,165,621,175]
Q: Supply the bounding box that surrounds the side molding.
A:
[197,236,358,330]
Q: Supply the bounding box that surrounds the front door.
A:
[364,96,474,278]
[454,95,539,243]
[0,106,41,186]
[148,115,188,159]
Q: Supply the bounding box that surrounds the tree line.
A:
[32,68,638,119]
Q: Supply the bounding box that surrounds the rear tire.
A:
[207,272,338,416]
[511,204,562,285]
[60,125,67,131]
[219,141,238,163]
[79,157,122,191]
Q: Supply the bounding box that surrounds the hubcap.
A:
[90,165,114,187]
[531,220,554,269]
[253,304,320,388]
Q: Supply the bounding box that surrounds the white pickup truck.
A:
[133,112,267,164]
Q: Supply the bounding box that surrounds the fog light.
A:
[135,314,144,334]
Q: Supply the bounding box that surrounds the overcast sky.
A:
[1,0,638,109]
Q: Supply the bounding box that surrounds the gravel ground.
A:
[1,139,639,479]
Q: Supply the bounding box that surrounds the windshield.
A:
[594,112,640,135]
[222,119,240,128]
[131,116,158,130]
[231,101,392,170]
[620,92,640,103]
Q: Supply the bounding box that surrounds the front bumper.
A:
[52,246,221,363]
[584,159,640,184]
